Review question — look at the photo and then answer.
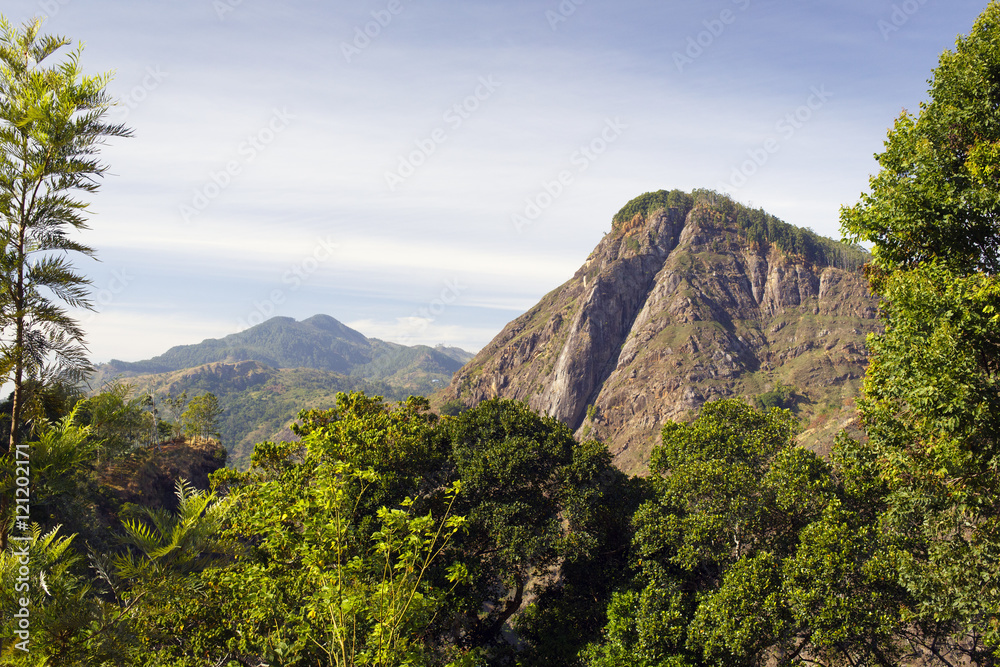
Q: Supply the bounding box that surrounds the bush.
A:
[755,383,797,411]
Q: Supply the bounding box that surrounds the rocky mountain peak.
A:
[440,189,877,473]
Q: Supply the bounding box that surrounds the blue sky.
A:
[3,0,991,362]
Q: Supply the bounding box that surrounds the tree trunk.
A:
[2,202,27,553]
[476,577,526,646]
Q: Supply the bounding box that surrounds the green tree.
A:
[181,393,222,441]
[586,400,909,667]
[74,381,155,459]
[303,468,468,667]
[0,17,130,454]
[144,393,620,665]
[147,395,474,667]
[841,3,1000,660]
[841,3,1000,283]
[0,17,130,552]
[161,390,188,439]
[513,443,643,666]
[442,398,617,653]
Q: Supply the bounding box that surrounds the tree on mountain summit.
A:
[181,393,222,440]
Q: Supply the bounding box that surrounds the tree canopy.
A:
[842,3,1000,282]
[838,2,1000,659]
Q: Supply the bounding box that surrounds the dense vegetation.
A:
[612,188,696,228]
[614,189,869,271]
[4,3,1000,666]
[1,391,634,665]
[91,315,474,467]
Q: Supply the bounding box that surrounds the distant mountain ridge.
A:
[100,314,472,382]
[438,189,879,474]
[93,315,474,467]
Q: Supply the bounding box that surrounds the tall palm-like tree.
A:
[0,16,131,548]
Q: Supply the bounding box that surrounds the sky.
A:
[2,0,992,362]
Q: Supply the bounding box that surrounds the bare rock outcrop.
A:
[440,192,878,473]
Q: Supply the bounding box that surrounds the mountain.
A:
[437,189,879,474]
[96,314,474,396]
[111,361,397,468]
[94,315,474,467]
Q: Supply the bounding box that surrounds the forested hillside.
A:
[2,6,1000,667]
[90,316,474,466]
[95,314,472,394]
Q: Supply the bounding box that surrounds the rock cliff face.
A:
[440,191,879,474]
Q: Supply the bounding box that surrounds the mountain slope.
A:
[96,314,474,397]
[439,189,878,473]
[118,360,400,468]
[94,315,474,468]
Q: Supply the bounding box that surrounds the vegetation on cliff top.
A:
[614,188,869,271]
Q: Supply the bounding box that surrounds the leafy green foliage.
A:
[0,524,130,666]
[841,3,1000,283]
[514,444,645,666]
[849,263,1000,659]
[115,479,232,579]
[839,4,1000,660]
[145,394,475,666]
[12,388,171,554]
[0,16,131,456]
[443,399,620,653]
[304,473,469,667]
[180,392,222,441]
[585,400,910,666]
[612,189,694,229]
